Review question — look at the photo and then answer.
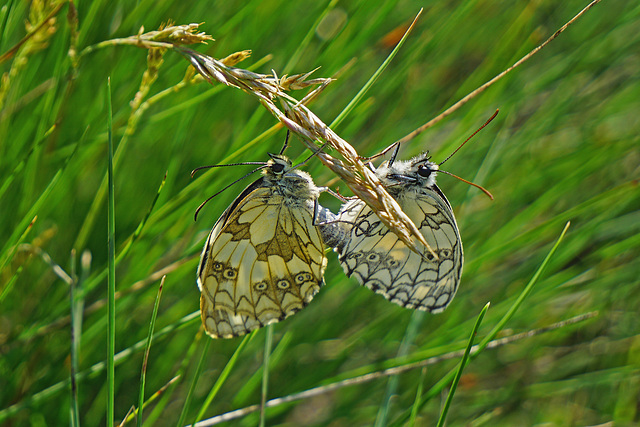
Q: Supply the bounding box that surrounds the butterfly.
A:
[196,152,328,338]
[319,146,463,313]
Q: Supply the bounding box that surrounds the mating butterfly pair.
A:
[196,144,462,338]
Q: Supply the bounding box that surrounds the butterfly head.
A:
[378,152,439,191]
[265,153,293,177]
[264,153,319,199]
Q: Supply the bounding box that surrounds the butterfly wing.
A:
[197,180,327,338]
[336,184,462,313]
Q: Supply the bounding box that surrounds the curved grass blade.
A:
[136,276,165,427]
[330,9,422,130]
[260,326,274,427]
[176,334,210,427]
[192,333,254,425]
[191,311,595,426]
[375,310,425,427]
[106,76,116,427]
[436,303,489,427]
[409,367,427,427]
[390,222,572,426]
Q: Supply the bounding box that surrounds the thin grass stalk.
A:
[0,0,14,51]
[0,2,64,64]
[392,0,603,148]
[136,276,165,427]
[179,47,434,258]
[142,324,205,425]
[0,215,35,302]
[282,0,339,74]
[119,375,181,426]
[71,172,171,301]
[409,368,427,427]
[436,303,489,427]
[118,407,135,427]
[0,124,55,200]
[69,249,80,427]
[375,310,425,427]
[390,222,572,426]
[0,128,79,272]
[259,326,274,427]
[330,9,421,130]
[193,333,254,425]
[106,77,116,427]
[176,335,210,427]
[193,311,595,426]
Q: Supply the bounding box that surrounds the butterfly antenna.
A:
[359,141,400,162]
[279,130,290,155]
[438,170,494,200]
[292,141,330,170]
[388,141,401,167]
[194,165,269,221]
[439,109,499,166]
[191,162,267,178]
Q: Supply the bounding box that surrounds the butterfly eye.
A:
[271,163,285,174]
[417,165,432,178]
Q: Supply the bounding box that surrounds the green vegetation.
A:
[1,0,638,425]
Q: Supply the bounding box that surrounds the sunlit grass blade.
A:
[0,134,80,276]
[181,311,596,425]
[436,302,489,427]
[69,249,80,427]
[375,310,425,427]
[136,276,165,427]
[259,326,274,427]
[118,407,135,427]
[0,311,200,422]
[409,367,427,427]
[176,333,209,427]
[390,222,572,426]
[0,124,55,201]
[192,333,254,425]
[106,76,116,427]
[330,8,422,130]
[0,216,35,303]
[142,323,202,425]
[118,375,180,426]
[233,331,293,406]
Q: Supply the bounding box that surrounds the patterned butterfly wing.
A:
[329,154,462,313]
[197,158,327,338]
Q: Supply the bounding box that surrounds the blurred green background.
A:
[1,0,638,425]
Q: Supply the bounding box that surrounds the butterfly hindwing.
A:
[197,156,327,338]
[325,153,463,313]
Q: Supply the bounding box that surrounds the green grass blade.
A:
[176,335,210,427]
[0,124,55,201]
[330,9,422,130]
[391,222,572,426]
[69,250,80,427]
[0,311,201,423]
[259,326,274,427]
[0,133,81,278]
[136,276,165,427]
[193,333,254,425]
[436,302,489,427]
[106,76,116,427]
[409,367,427,427]
[375,310,425,427]
[0,216,35,303]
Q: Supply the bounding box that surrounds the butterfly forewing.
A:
[329,154,463,312]
[197,156,327,338]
